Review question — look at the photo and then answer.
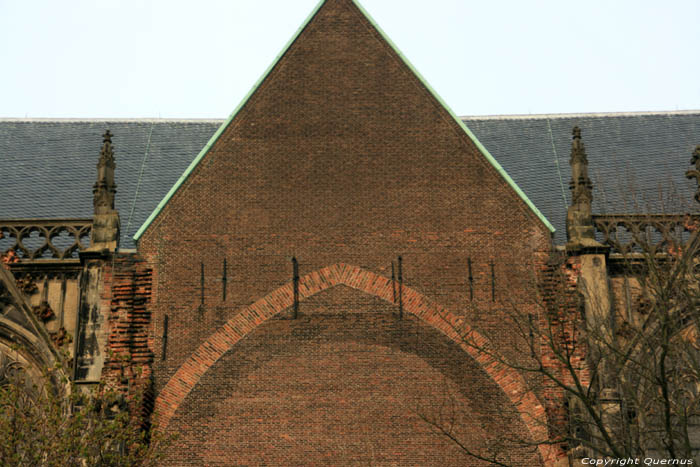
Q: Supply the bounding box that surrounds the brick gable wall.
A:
[137,0,554,463]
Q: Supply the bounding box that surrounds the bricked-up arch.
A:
[155,263,558,464]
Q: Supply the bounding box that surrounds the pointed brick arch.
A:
[155,263,558,464]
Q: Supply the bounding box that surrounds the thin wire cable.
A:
[547,118,569,212]
[125,123,155,239]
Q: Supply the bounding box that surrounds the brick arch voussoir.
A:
[154,263,558,465]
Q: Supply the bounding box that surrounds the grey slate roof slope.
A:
[0,120,220,248]
[463,112,699,242]
[0,112,698,248]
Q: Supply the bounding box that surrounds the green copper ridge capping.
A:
[135,0,555,242]
[350,0,555,233]
[133,0,328,242]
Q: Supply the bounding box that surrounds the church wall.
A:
[98,254,154,418]
[5,263,82,358]
[139,0,552,389]
[73,261,108,381]
[28,278,79,338]
[135,0,554,461]
[161,285,541,466]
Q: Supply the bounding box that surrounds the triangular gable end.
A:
[133,0,554,242]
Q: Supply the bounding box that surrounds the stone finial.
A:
[88,130,120,252]
[569,126,592,205]
[572,126,582,140]
[686,145,700,204]
[566,127,605,252]
[94,130,117,213]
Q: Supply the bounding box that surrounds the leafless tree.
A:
[417,221,700,465]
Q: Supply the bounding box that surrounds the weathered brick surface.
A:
[137,0,555,463]
[154,264,556,464]
[162,285,540,466]
[538,253,590,458]
[100,254,154,423]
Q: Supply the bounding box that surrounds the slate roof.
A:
[463,111,700,241]
[1,111,698,248]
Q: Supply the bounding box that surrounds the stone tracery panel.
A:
[0,219,92,260]
[0,341,45,396]
[0,351,26,387]
[593,214,700,255]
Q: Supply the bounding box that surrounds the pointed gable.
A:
[137,4,560,454]
[134,0,552,242]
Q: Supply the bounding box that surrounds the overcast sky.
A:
[1,0,698,119]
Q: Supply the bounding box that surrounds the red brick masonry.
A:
[100,255,154,424]
[155,263,558,464]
